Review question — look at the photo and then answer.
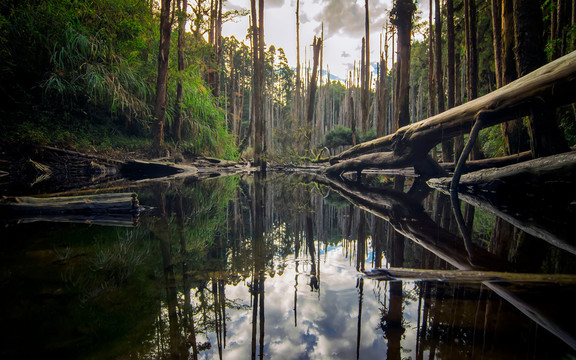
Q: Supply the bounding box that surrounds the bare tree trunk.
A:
[464,0,482,160]
[228,43,236,135]
[501,0,523,155]
[393,0,416,130]
[428,0,435,119]
[174,0,186,143]
[307,36,322,149]
[448,0,463,160]
[514,0,570,157]
[436,0,453,162]
[491,0,503,88]
[362,0,371,134]
[295,0,301,127]
[377,25,389,138]
[251,0,265,169]
[154,0,172,151]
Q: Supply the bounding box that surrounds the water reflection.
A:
[1,173,575,359]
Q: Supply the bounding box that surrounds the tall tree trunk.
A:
[491,0,503,88]
[393,0,416,130]
[464,0,482,160]
[361,37,367,134]
[377,37,388,138]
[228,43,236,135]
[215,0,223,97]
[501,0,523,155]
[447,0,463,160]
[295,0,302,129]
[362,0,371,134]
[174,0,186,143]
[436,0,453,162]
[428,0,435,119]
[514,0,570,156]
[307,36,322,149]
[251,0,265,169]
[465,0,478,100]
[154,0,172,151]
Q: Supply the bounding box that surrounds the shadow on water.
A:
[1,172,576,359]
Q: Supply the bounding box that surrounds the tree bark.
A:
[491,0,503,88]
[251,0,265,169]
[435,0,453,162]
[428,0,436,120]
[514,0,570,157]
[154,0,172,151]
[500,0,524,155]
[174,0,186,143]
[295,0,301,127]
[307,36,322,149]
[392,0,416,130]
[362,0,371,135]
[377,49,388,138]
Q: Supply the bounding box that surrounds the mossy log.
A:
[327,50,576,174]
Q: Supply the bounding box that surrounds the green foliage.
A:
[320,126,376,149]
[472,208,496,246]
[1,0,239,159]
[321,126,354,148]
[358,127,377,143]
[479,125,506,158]
[558,105,576,146]
[44,26,151,122]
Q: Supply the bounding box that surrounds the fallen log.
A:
[367,267,576,350]
[309,174,512,271]
[439,150,533,172]
[364,267,576,284]
[428,150,576,193]
[327,50,576,173]
[4,214,139,227]
[0,192,141,215]
[428,151,576,255]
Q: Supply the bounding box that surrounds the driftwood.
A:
[364,267,576,284]
[326,50,576,175]
[0,192,141,214]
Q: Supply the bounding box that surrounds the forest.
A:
[3,1,576,358]
[1,0,575,168]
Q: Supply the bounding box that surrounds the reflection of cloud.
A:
[341,51,351,58]
[199,245,421,359]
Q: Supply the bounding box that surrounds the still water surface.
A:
[1,173,575,359]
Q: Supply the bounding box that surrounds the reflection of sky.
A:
[200,241,419,359]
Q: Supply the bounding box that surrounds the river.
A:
[1,172,575,359]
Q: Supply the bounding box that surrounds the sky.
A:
[222,0,429,82]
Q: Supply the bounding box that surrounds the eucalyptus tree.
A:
[391,0,417,130]
[153,0,172,150]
